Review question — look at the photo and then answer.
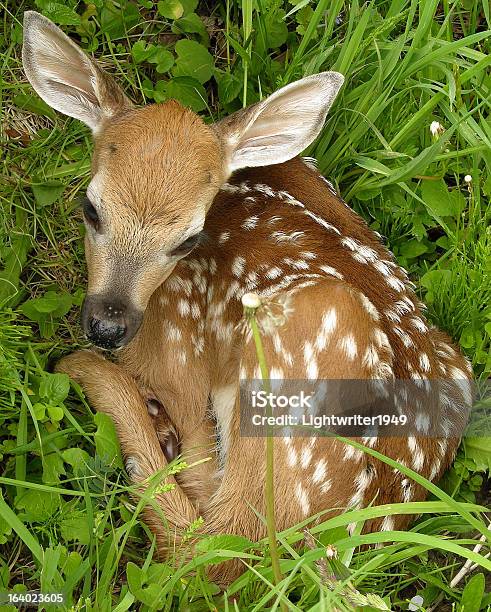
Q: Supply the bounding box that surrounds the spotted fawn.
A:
[23,11,472,584]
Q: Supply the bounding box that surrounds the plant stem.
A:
[248,314,286,609]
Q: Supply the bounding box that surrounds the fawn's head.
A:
[22,11,344,349]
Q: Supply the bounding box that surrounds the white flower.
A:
[242,292,262,309]
[464,174,472,183]
[409,595,424,611]
[430,121,444,136]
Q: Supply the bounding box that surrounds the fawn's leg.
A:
[56,350,200,547]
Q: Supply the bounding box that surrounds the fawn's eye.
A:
[170,232,202,258]
[82,196,100,231]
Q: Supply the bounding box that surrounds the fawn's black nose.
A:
[81,295,143,349]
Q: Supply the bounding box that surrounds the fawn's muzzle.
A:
[81,295,143,349]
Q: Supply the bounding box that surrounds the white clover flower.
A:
[430,121,444,136]
[464,174,472,183]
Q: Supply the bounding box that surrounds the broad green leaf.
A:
[420,269,452,291]
[180,0,198,14]
[158,77,207,111]
[399,240,428,259]
[94,412,123,469]
[459,572,484,612]
[157,0,184,19]
[39,373,70,404]
[42,453,65,484]
[421,179,464,218]
[100,3,139,38]
[172,13,209,44]
[173,39,214,84]
[464,438,491,472]
[216,72,242,105]
[60,511,91,544]
[47,404,65,422]
[263,7,289,49]
[31,181,65,208]
[131,41,157,64]
[62,448,91,473]
[20,291,72,322]
[149,48,175,74]
[37,2,81,25]
[15,489,59,522]
[32,403,46,420]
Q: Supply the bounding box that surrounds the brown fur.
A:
[58,152,472,586]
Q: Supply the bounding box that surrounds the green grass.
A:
[1,0,490,609]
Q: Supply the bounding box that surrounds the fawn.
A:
[23,11,473,584]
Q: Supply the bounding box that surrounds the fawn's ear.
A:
[22,11,132,132]
[216,72,344,174]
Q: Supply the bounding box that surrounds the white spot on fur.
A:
[212,385,237,465]
[319,265,344,280]
[232,256,246,278]
[419,353,431,372]
[315,307,337,351]
[312,459,327,484]
[295,482,310,516]
[381,516,395,531]
[301,446,312,469]
[242,216,259,230]
[266,266,282,280]
[177,299,190,317]
[408,436,425,471]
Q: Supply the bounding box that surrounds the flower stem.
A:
[248,314,286,605]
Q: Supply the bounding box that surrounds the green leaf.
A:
[420,269,452,291]
[131,41,157,64]
[263,7,289,49]
[32,403,46,421]
[464,438,491,472]
[31,181,65,208]
[100,3,139,38]
[62,448,91,474]
[13,94,57,119]
[59,508,91,544]
[15,489,59,522]
[158,77,208,111]
[42,453,65,484]
[94,412,123,469]
[39,373,70,404]
[173,39,214,84]
[36,2,81,25]
[180,0,198,14]
[20,290,72,322]
[459,573,484,612]
[399,240,428,259]
[158,0,184,19]
[196,534,254,553]
[172,13,209,44]
[421,179,463,218]
[216,72,242,105]
[150,49,175,74]
[47,404,65,422]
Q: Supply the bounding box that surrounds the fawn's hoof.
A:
[146,398,180,463]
